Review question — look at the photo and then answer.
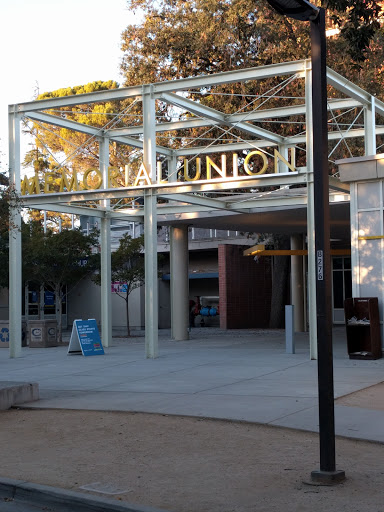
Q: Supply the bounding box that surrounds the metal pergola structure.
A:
[8,59,384,359]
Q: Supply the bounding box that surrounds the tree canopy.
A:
[24,80,132,179]
[23,226,100,340]
[121,0,384,86]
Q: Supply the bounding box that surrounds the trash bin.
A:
[28,320,58,348]
[0,321,9,348]
[344,297,382,360]
[0,321,27,348]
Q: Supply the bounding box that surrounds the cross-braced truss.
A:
[9,58,384,221]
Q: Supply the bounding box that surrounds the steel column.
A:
[305,63,318,360]
[364,96,376,156]
[143,87,158,358]
[100,137,112,347]
[144,190,158,358]
[8,111,22,358]
[290,234,304,332]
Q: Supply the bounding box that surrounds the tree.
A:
[22,148,73,230]
[93,233,145,337]
[121,0,383,84]
[25,80,141,180]
[0,178,24,291]
[326,0,383,63]
[23,226,100,342]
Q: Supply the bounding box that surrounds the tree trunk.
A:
[269,235,290,328]
[125,295,130,337]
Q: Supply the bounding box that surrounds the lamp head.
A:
[266,0,319,21]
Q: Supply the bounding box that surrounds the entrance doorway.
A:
[24,284,67,328]
[332,256,352,323]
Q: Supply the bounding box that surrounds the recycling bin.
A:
[28,320,58,348]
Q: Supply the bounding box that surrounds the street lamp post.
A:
[265,0,345,483]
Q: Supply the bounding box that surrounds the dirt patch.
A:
[1,409,384,512]
[336,381,384,411]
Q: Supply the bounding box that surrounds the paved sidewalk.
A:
[1,326,384,443]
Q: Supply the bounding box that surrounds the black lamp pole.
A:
[266,0,345,484]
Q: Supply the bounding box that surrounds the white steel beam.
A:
[176,140,273,155]
[152,60,307,94]
[24,111,172,156]
[25,111,102,136]
[12,86,143,113]
[13,62,306,114]
[305,65,317,360]
[21,172,307,208]
[26,203,106,217]
[160,92,284,144]
[108,99,360,138]
[159,193,232,210]
[327,68,384,117]
[176,126,384,156]
[364,96,376,156]
[110,136,172,156]
[328,176,350,193]
[8,111,22,358]
[287,126,384,145]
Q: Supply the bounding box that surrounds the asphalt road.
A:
[1,498,61,511]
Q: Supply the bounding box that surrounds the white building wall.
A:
[68,278,145,332]
[339,154,384,344]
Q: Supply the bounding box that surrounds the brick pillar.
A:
[219,245,272,329]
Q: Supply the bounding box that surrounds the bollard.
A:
[285,305,295,354]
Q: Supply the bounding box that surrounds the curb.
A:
[0,381,39,410]
[0,477,171,512]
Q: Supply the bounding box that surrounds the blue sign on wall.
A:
[68,319,104,356]
[44,291,55,306]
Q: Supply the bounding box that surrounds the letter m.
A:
[21,173,40,195]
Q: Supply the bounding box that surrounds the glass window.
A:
[333,258,343,270]
[345,270,352,301]
[333,271,344,308]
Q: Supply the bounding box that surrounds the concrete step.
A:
[0,382,39,410]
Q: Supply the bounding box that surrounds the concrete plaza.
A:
[1,326,384,443]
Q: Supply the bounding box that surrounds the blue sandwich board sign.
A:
[68,319,105,356]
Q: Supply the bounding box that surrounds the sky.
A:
[0,0,141,168]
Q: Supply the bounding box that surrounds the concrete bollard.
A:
[285,305,295,354]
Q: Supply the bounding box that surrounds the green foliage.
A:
[93,233,145,295]
[111,234,145,295]
[23,225,100,340]
[326,0,383,62]
[23,226,100,290]
[121,0,383,85]
[27,80,129,176]
[0,182,24,290]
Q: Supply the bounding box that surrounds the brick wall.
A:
[218,245,272,329]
